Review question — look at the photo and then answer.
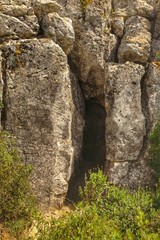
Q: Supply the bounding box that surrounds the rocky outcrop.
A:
[0,0,84,210]
[0,0,160,209]
[105,62,146,184]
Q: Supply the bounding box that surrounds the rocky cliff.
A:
[0,0,160,210]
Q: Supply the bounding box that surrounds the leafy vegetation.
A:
[150,121,160,180]
[1,121,160,239]
[0,131,36,238]
[33,170,160,240]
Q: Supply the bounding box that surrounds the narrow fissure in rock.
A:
[137,65,151,160]
[66,98,106,202]
[1,52,7,129]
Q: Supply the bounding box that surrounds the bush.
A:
[79,168,107,203]
[150,121,160,180]
[34,170,160,240]
[0,131,35,237]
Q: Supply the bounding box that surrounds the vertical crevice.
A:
[137,65,151,160]
[66,96,106,202]
[83,99,106,167]
[1,52,7,130]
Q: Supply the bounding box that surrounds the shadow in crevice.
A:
[66,99,106,203]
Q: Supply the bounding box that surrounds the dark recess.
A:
[66,99,106,202]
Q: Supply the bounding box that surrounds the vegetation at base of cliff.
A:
[32,170,160,240]
[150,121,160,180]
[1,127,160,239]
[0,131,36,238]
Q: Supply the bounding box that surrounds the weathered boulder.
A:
[113,0,155,19]
[0,0,160,209]
[146,63,160,124]
[0,38,76,209]
[33,0,63,16]
[111,16,124,38]
[118,16,151,63]
[42,13,75,54]
[0,13,39,40]
[69,0,112,83]
[105,62,146,183]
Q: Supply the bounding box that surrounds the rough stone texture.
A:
[68,0,112,83]
[146,63,160,124]
[105,62,146,183]
[118,16,151,63]
[111,16,124,38]
[0,0,86,210]
[42,13,75,54]
[113,0,155,20]
[0,13,39,40]
[0,0,160,209]
[33,0,63,16]
[0,39,77,209]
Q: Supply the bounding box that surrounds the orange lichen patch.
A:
[152,61,160,68]
[85,0,93,4]
[15,43,22,55]
[16,60,23,67]
[0,225,15,240]
[126,36,149,44]
[80,0,93,13]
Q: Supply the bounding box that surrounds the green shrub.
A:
[150,121,160,180]
[79,168,107,204]
[34,170,160,240]
[0,131,35,237]
[35,204,122,240]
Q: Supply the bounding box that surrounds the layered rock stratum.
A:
[0,0,160,210]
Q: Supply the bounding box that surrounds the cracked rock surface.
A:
[0,0,160,209]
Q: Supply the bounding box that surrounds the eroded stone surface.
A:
[118,16,151,63]
[0,13,39,40]
[146,63,160,124]
[113,0,155,19]
[42,13,75,54]
[105,62,146,183]
[0,0,160,209]
[1,39,75,209]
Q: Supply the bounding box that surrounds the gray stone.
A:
[118,16,151,63]
[42,13,75,54]
[113,0,155,19]
[1,39,76,209]
[105,62,146,181]
[111,17,124,38]
[146,63,160,124]
[33,0,63,16]
[0,13,38,40]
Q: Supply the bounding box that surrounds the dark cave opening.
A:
[83,100,106,167]
[66,99,106,202]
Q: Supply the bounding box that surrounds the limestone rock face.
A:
[0,13,39,40]
[105,62,146,183]
[42,13,75,54]
[106,62,145,162]
[0,0,84,210]
[118,16,151,63]
[0,0,160,209]
[1,39,75,208]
